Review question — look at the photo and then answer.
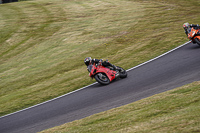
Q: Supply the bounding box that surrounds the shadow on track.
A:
[187,43,200,49]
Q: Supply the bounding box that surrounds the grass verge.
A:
[0,0,200,116]
[40,81,200,133]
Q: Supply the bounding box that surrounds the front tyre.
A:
[94,73,110,85]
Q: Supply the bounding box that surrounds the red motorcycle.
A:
[87,62,127,85]
[187,27,200,45]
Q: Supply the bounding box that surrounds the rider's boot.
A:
[110,64,116,70]
[112,65,122,71]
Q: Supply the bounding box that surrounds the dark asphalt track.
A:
[1,43,200,133]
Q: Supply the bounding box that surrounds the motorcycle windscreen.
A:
[87,64,93,72]
[187,28,192,34]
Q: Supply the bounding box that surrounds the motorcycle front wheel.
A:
[94,73,110,85]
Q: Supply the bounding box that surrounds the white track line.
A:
[0,41,189,119]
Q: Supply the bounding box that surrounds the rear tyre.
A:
[94,73,110,85]
[194,38,200,46]
[117,67,127,78]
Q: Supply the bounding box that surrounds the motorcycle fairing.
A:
[89,64,117,82]
[188,27,200,40]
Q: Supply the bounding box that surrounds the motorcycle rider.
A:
[84,57,121,71]
[183,22,200,35]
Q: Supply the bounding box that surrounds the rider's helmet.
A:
[183,22,189,29]
[84,57,92,66]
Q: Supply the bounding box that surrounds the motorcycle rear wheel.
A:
[117,67,127,78]
[194,38,200,46]
[94,73,110,85]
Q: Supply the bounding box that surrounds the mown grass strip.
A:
[0,0,200,116]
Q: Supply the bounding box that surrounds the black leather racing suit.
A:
[89,59,114,68]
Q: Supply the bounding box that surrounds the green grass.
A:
[40,81,200,133]
[0,0,200,116]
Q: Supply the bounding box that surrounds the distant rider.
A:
[183,22,200,35]
[84,57,121,71]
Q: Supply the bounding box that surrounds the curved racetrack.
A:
[1,42,200,133]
